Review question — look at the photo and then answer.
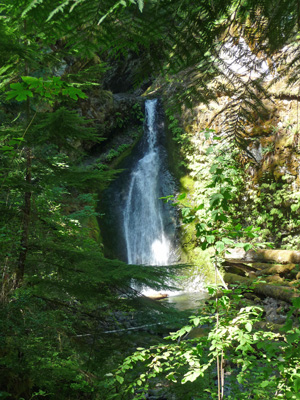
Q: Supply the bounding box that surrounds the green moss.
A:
[275,131,295,149]
[180,223,197,262]
[165,126,186,179]
[182,246,222,286]
[176,176,218,284]
[180,174,195,193]
[109,126,143,169]
[83,214,103,251]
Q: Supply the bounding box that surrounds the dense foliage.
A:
[107,289,300,399]
[1,0,300,399]
[0,2,178,399]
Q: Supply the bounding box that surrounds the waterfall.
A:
[100,99,208,301]
[100,99,207,301]
[123,99,172,266]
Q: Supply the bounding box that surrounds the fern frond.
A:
[21,0,45,17]
[46,0,72,21]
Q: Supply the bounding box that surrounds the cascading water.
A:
[100,98,208,305]
[123,99,172,266]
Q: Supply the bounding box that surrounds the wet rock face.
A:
[166,88,300,250]
[81,90,144,134]
[179,94,300,187]
[102,51,153,94]
[78,90,145,154]
[76,52,152,152]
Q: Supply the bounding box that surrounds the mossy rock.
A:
[180,247,222,286]
[109,126,143,169]
[83,214,103,250]
[275,131,295,149]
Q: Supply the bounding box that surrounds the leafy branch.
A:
[6,76,87,104]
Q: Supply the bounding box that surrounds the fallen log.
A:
[255,264,296,276]
[265,274,285,283]
[224,272,300,304]
[223,261,258,274]
[146,293,169,300]
[252,262,285,270]
[288,280,300,287]
[225,249,300,264]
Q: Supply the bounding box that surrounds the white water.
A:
[123,99,172,267]
[122,99,207,299]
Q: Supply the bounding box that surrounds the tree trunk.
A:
[15,147,31,287]
[224,273,299,304]
[15,39,32,287]
[255,264,296,276]
[223,261,259,275]
[225,248,300,264]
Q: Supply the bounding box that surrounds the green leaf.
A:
[6,83,33,101]
[234,242,247,248]
[284,318,293,331]
[209,164,218,173]
[160,195,174,203]
[205,235,215,244]
[218,213,228,223]
[207,286,217,296]
[204,131,211,140]
[137,0,144,12]
[286,332,298,344]
[294,376,300,392]
[97,1,124,25]
[219,295,230,307]
[215,241,225,253]
[181,207,190,217]
[206,146,214,155]
[260,381,269,388]
[21,0,44,17]
[62,87,87,100]
[245,322,252,332]
[209,193,223,208]
[292,297,300,309]
[222,237,234,245]
[177,193,187,200]
[47,1,71,21]
[197,223,207,231]
[115,375,124,384]
[221,199,229,211]
[291,203,300,212]
[1,146,14,152]
[200,241,208,250]
[182,370,201,383]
